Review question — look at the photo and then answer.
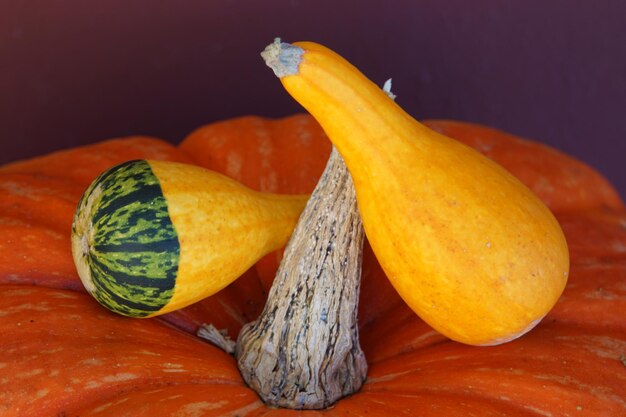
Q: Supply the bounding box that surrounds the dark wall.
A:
[1,0,624,198]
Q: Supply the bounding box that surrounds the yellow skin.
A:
[269,40,569,345]
[145,161,306,316]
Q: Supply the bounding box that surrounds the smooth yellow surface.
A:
[278,41,569,345]
[148,160,307,316]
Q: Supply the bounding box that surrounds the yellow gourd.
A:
[72,159,307,317]
[262,39,569,345]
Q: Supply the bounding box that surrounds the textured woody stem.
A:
[236,148,367,409]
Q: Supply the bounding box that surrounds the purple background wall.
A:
[1,1,624,198]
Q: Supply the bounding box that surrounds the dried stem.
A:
[236,148,367,409]
[197,324,236,355]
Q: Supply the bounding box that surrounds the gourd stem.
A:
[236,147,367,409]
[260,38,303,77]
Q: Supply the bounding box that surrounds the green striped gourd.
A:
[71,159,307,318]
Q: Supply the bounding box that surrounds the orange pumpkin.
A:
[0,115,624,416]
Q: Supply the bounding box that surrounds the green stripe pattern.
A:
[74,160,180,317]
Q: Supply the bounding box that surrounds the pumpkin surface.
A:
[0,115,624,416]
